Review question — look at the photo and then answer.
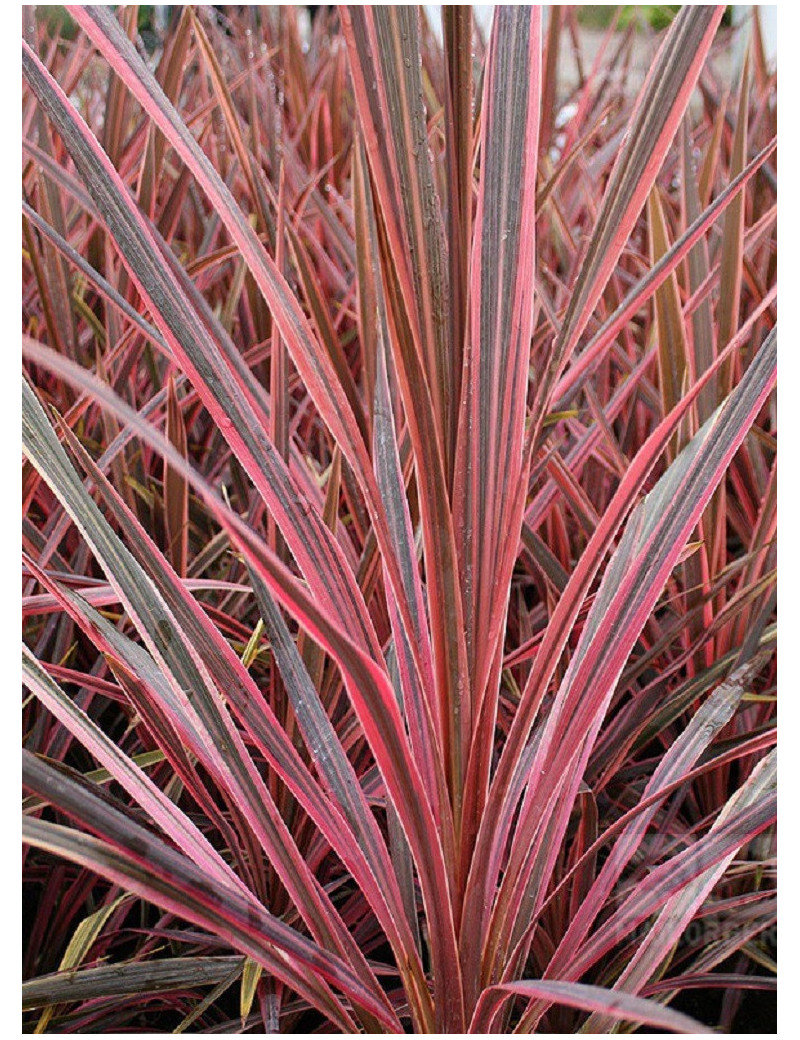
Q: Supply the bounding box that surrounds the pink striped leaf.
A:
[551,136,776,412]
[339,5,452,474]
[22,753,393,1031]
[23,579,250,616]
[470,977,711,1034]
[484,327,775,982]
[42,394,433,1029]
[453,6,542,846]
[539,660,761,983]
[244,563,434,1029]
[345,43,469,842]
[582,750,777,1028]
[342,7,470,843]
[529,5,725,448]
[61,5,422,653]
[22,36,385,667]
[22,340,463,1033]
[461,321,774,973]
[25,17,437,816]
[23,645,248,897]
[557,751,776,1003]
[22,378,392,1014]
[372,322,451,843]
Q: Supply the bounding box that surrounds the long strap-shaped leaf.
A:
[648,185,689,453]
[442,4,473,448]
[28,556,428,1028]
[23,646,249,899]
[22,200,165,349]
[22,342,465,1032]
[373,321,452,845]
[23,956,244,1011]
[41,402,433,1028]
[22,754,391,1032]
[22,36,384,673]
[352,125,454,848]
[22,380,391,1025]
[23,579,248,616]
[245,564,434,1029]
[341,4,468,832]
[526,5,724,454]
[483,329,776,986]
[339,5,452,477]
[23,37,456,981]
[460,319,772,983]
[537,661,758,983]
[586,751,777,1022]
[453,6,541,864]
[23,32,456,975]
[547,751,776,1020]
[23,199,337,583]
[24,553,264,872]
[503,724,777,1017]
[550,137,776,412]
[60,7,433,709]
[470,978,711,1035]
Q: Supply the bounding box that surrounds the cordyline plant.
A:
[22,4,776,1033]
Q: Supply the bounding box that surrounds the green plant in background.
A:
[23,4,775,1032]
[578,5,680,30]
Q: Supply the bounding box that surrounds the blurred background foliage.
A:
[34,5,735,44]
